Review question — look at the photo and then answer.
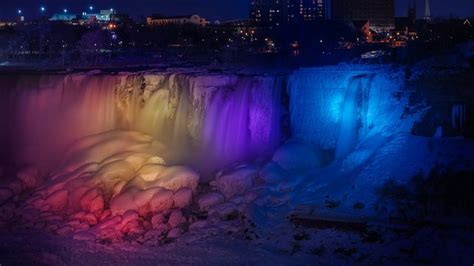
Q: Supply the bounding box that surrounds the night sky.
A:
[0,0,473,21]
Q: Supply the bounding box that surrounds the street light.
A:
[40,6,46,13]
[89,6,94,11]
[17,9,22,15]
[64,9,68,13]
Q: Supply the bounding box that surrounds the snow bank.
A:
[8,130,200,242]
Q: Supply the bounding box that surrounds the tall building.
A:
[147,14,210,27]
[332,0,395,32]
[408,0,417,24]
[250,0,326,27]
[423,0,432,20]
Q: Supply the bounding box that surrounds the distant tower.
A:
[424,0,432,20]
[408,0,416,24]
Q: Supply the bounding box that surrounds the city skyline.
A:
[0,0,473,21]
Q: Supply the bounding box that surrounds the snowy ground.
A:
[0,217,472,265]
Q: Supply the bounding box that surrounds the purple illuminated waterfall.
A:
[202,81,252,167]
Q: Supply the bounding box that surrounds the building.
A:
[287,0,325,22]
[0,21,16,27]
[250,0,326,27]
[147,14,210,27]
[49,13,78,22]
[423,0,432,21]
[394,1,417,31]
[332,0,394,32]
[49,9,120,24]
[408,0,417,24]
[82,9,119,23]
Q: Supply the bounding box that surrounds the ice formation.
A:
[1,64,471,252]
[287,65,411,154]
[452,104,467,129]
[0,72,283,173]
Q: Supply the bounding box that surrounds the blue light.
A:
[89,6,94,11]
[63,9,68,13]
[40,6,46,12]
[17,9,22,15]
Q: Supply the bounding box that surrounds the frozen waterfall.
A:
[335,75,371,158]
[0,72,283,173]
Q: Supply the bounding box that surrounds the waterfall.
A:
[201,80,252,168]
[335,78,360,158]
[0,74,119,169]
[335,75,371,159]
[0,72,282,173]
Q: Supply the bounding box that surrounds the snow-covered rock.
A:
[150,189,174,213]
[45,190,68,212]
[167,210,185,228]
[7,180,24,195]
[167,227,181,239]
[16,166,40,189]
[208,202,239,220]
[151,213,165,228]
[213,166,257,199]
[272,140,322,172]
[80,188,104,215]
[173,188,193,208]
[0,188,13,205]
[259,162,289,183]
[198,192,225,211]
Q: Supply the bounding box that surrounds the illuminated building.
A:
[250,0,326,27]
[147,14,210,27]
[332,0,394,32]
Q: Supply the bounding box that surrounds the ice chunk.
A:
[109,187,138,216]
[259,162,289,183]
[168,209,185,228]
[152,166,199,193]
[80,188,104,215]
[214,166,257,199]
[0,188,13,205]
[198,192,225,211]
[149,189,174,213]
[208,202,239,220]
[272,140,322,172]
[146,156,166,165]
[124,153,154,170]
[151,213,165,228]
[167,227,181,238]
[136,164,165,181]
[45,190,68,212]
[173,188,193,208]
[17,166,40,189]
